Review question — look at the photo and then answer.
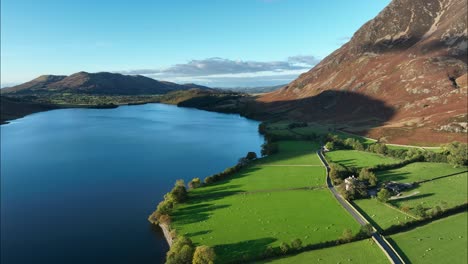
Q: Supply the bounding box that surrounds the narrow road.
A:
[317,150,405,264]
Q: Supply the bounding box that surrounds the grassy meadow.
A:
[353,198,416,231]
[258,239,390,264]
[389,212,467,264]
[390,172,467,212]
[376,162,467,183]
[170,140,360,262]
[325,150,400,169]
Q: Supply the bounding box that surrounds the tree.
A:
[166,236,195,264]
[188,178,202,189]
[192,245,216,264]
[340,229,354,243]
[291,238,303,250]
[279,242,290,254]
[414,204,427,218]
[359,168,377,187]
[357,224,374,238]
[329,163,351,185]
[261,142,279,156]
[377,188,391,202]
[325,141,335,151]
[246,151,257,160]
[443,142,468,166]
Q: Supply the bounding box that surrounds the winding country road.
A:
[316,150,405,264]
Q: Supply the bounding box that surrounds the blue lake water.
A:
[0,104,263,264]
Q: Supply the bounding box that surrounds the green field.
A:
[172,189,360,262]
[377,162,467,183]
[200,166,326,193]
[256,141,322,165]
[390,173,467,212]
[353,198,416,230]
[389,212,467,264]
[258,239,389,264]
[170,140,360,262]
[325,150,400,169]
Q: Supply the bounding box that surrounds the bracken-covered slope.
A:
[2,72,210,95]
[260,0,467,145]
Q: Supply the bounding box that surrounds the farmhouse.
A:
[383,181,413,194]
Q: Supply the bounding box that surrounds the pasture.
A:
[325,150,400,169]
[171,189,360,262]
[258,239,389,264]
[376,162,467,183]
[390,172,467,213]
[389,212,467,264]
[353,198,416,231]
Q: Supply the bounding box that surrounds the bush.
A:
[166,236,195,264]
[329,162,353,185]
[358,168,377,187]
[443,142,468,166]
[246,151,258,160]
[414,204,427,218]
[291,239,303,250]
[279,242,290,254]
[188,178,202,189]
[340,229,354,243]
[377,188,391,202]
[357,224,374,238]
[261,141,279,156]
[192,245,216,264]
[367,143,388,155]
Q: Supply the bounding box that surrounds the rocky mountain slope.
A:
[260,0,467,144]
[2,72,209,95]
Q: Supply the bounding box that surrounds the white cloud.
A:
[118,55,320,87]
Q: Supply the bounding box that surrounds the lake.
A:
[0,104,264,264]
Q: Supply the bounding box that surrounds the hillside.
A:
[1,71,210,95]
[260,0,467,145]
[0,96,58,124]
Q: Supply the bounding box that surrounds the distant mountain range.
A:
[221,84,286,94]
[1,71,211,95]
[260,0,467,144]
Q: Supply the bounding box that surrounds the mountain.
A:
[2,72,210,95]
[260,0,467,144]
[223,84,286,94]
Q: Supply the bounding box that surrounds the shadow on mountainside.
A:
[179,90,396,137]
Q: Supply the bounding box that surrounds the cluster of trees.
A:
[148,180,188,225]
[166,236,216,264]
[204,151,257,184]
[443,142,468,166]
[332,166,378,200]
[325,134,467,168]
[261,141,279,156]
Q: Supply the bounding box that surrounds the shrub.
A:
[166,236,195,264]
[188,178,202,189]
[414,204,427,218]
[261,141,279,156]
[358,168,377,187]
[291,239,303,250]
[279,242,290,254]
[329,162,352,185]
[377,188,391,202]
[357,224,374,238]
[246,151,258,160]
[443,142,468,166]
[340,229,354,243]
[192,245,216,264]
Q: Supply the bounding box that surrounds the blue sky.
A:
[1,0,390,87]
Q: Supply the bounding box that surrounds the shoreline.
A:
[159,223,173,246]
